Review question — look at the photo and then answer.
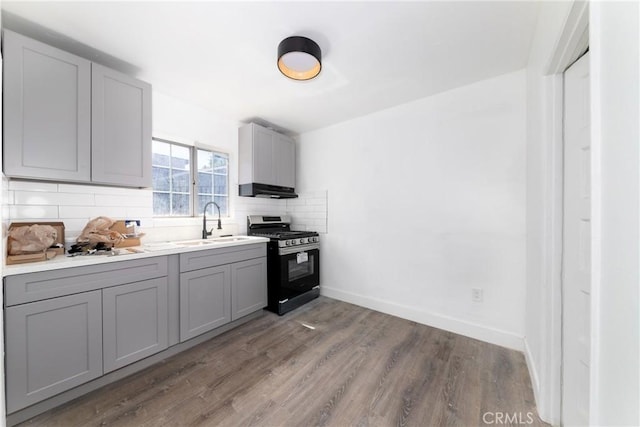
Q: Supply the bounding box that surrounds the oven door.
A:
[278,248,319,292]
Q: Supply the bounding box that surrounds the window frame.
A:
[152,137,230,218]
[193,146,230,218]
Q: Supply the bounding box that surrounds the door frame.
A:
[542,1,590,424]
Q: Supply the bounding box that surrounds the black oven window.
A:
[288,254,315,281]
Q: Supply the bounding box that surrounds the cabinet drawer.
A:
[179,243,266,272]
[5,256,168,306]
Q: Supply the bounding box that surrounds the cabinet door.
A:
[180,265,231,341]
[252,124,275,185]
[3,30,91,181]
[5,291,102,413]
[91,63,152,187]
[274,134,296,188]
[231,257,267,321]
[102,277,168,373]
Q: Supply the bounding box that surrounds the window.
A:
[196,149,229,216]
[152,138,229,217]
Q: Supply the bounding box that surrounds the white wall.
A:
[523,1,573,423]
[590,2,639,424]
[297,70,527,350]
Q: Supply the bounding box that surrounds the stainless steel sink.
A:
[174,239,217,246]
[142,242,181,251]
[141,237,255,251]
[209,236,251,243]
[174,236,252,246]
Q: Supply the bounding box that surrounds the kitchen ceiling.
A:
[1,1,540,135]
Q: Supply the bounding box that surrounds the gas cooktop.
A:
[247,215,319,248]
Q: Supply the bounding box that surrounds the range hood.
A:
[239,183,298,199]
[238,122,298,199]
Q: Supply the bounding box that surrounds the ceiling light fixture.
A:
[277,36,322,81]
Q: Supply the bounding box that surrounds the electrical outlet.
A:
[472,288,483,302]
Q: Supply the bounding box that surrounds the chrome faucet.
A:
[202,201,222,239]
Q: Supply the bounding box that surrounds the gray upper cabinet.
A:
[252,125,275,185]
[5,291,103,413]
[91,64,152,187]
[230,257,267,321]
[2,30,152,188]
[273,133,295,189]
[102,277,169,373]
[2,30,91,182]
[239,122,296,188]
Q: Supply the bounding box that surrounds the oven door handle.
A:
[278,243,320,256]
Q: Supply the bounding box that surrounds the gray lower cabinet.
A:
[231,257,267,321]
[4,256,169,413]
[178,244,268,341]
[102,277,169,373]
[5,291,103,413]
[179,265,231,342]
[4,245,267,417]
[2,29,91,182]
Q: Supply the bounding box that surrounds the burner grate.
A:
[247,215,319,240]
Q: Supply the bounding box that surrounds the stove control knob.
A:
[312,237,318,242]
[300,238,305,244]
[285,240,291,246]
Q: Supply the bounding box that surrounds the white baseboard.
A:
[524,338,557,425]
[320,286,524,351]
[524,338,543,411]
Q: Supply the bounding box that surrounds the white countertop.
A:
[3,236,270,277]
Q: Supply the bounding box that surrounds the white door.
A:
[562,51,590,426]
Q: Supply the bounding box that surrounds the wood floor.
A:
[19,297,547,427]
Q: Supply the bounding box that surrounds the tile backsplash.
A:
[234,190,328,235]
[3,179,328,242]
[6,180,154,238]
[287,190,328,234]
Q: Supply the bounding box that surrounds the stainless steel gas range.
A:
[247,215,319,315]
